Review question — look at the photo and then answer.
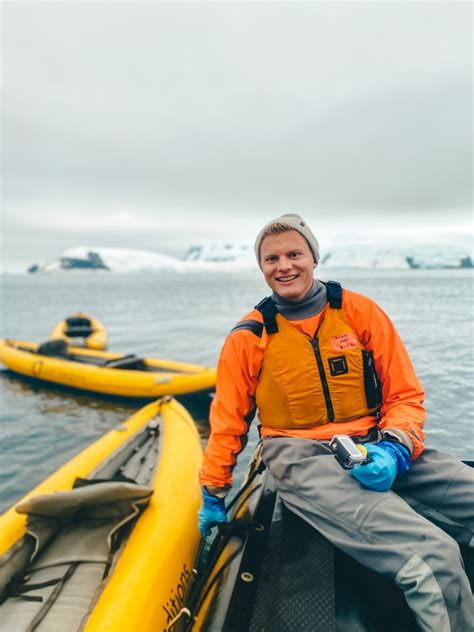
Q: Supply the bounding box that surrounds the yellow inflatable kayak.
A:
[0,397,203,632]
[0,338,216,398]
[50,312,108,350]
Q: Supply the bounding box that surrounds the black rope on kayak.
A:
[6,574,69,603]
[25,562,79,632]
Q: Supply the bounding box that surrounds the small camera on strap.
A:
[329,435,369,469]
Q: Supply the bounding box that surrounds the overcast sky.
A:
[1,1,472,271]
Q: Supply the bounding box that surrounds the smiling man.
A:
[259,227,316,300]
[198,213,473,631]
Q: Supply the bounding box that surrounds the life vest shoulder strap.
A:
[323,281,343,309]
[231,319,264,338]
[254,297,279,334]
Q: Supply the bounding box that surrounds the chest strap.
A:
[255,297,279,334]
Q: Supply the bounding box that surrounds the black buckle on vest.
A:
[328,355,349,376]
[254,297,279,334]
[324,281,343,309]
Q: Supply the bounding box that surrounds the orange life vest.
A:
[254,282,381,429]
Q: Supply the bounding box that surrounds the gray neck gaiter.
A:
[271,279,327,320]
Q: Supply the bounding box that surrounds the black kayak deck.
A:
[180,456,473,632]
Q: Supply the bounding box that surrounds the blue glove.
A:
[198,487,227,535]
[351,440,411,492]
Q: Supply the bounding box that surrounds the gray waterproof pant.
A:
[261,437,474,632]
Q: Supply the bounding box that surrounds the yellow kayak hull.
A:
[0,339,216,398]
[50,312,108,350]
[0,397,203,631]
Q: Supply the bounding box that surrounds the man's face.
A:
[260,230,315,301]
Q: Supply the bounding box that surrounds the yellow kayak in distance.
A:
[0,397,203,632]
[0,338,216,399]
[49,312,108,350]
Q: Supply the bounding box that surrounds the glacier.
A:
[27,241,473,273]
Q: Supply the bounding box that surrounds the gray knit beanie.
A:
[254,213,320,268]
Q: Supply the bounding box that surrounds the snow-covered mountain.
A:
[28,244,258,273]
[27,242,473,273]
[28,246,185,273]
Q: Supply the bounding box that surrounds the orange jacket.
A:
[200,288,425,489]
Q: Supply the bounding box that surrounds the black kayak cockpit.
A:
[36,339,69,358]
[32,342,147,371]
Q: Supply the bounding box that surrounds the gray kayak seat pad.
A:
[0,481,153,632]
[17,480,153,565]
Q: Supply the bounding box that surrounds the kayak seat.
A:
[102,355,146,370]
[65,317,92,328]
[64,326,94,338]
[0,480,153,631]
[64,316,94,338]
[36,339,69,358]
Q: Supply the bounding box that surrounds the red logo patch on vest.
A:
[331,332,359,351]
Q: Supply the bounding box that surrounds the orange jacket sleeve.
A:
[344,291,426,458]
[199,315,264,489]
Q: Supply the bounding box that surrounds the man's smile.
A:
[276,274,298,282]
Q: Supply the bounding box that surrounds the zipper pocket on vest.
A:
[311,339,335,421]
[362,349,382,409]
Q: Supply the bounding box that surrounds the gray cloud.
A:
[2,2,472,270]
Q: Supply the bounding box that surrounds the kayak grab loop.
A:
[165,606,192,630]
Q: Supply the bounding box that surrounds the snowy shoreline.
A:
[24,242,473,274]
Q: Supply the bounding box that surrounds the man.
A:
[199,213,473,631]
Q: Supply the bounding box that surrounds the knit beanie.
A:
[254,213,320,268]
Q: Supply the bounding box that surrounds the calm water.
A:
[1,270,473,512]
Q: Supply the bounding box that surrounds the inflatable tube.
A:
[0,339,216,398]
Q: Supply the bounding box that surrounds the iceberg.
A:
[28,246,186,273]
[182,243,256,270]
[404,245,473,270]
[27,241,473,274]
[319,247,411,270]
[182,241,473,270]
[28,244,258,273]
